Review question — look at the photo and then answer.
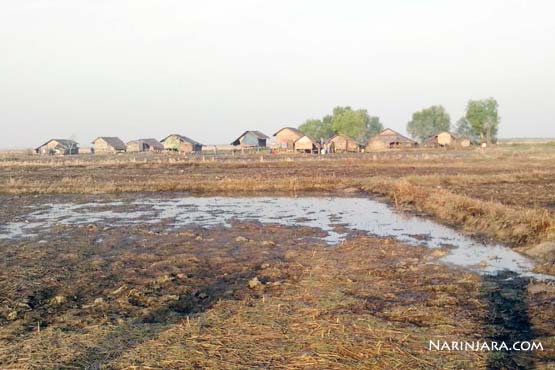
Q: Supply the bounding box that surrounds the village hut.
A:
[294,135,321,153]
[160,134,203,153]
[273,127,304,150]
[231,130,270,147]
[91,137,127,153]
[427,131,457,147]
[366,129,417,150]
[126,138,165,152]
[327,134,361,153]
[459,138,471,147]
[35,139,79,156]
[426,132,472,148]
[437,131,456,146]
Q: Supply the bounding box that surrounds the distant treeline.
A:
[299,97,500,144]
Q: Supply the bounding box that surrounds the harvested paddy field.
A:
[1,147,555,369]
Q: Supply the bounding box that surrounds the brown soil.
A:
[2,148,555,369]
[0,218,475,369]
[0,206,554,369]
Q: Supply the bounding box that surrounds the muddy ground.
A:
[2,149,555,369]
[1,193,555,369]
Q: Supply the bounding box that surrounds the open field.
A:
[2,147,555,369]
[2,147,555,256]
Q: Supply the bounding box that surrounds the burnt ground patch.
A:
[0,215,321,368]
[482,272,534,370]
[2,191,555,368]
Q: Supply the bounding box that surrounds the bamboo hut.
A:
[273,127,304,151]
[294,135,321,153]
[426,132,472,148]
[366,129,417,150]
[91,137,127,153]
[160,134,203,153]
[231,131,270,148]
[127,138,165,152]
[327,134,360,153]
[459,138,471,147]
[35,139,79,156]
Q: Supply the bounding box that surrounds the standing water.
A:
[0,196,550,280]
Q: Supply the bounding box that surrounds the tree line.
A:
[298,107,383,143]
[298,98,500,144]
[407,98,500,144]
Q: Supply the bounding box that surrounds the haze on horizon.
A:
[1,0,554,149]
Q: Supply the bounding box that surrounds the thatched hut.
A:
[127,138,165,152]
[327,134,360,153]
[160,134,203,153]
[231,131,269,148]
[35,139,79,156]
[91,137,127,153]
[426,132,472,148]
[366,129,417,150]
[294,135,321,153]
[459,138,471,147]
[273,127,304,150]
[429,132,457,147]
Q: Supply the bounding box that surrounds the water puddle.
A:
[0,196,550,280]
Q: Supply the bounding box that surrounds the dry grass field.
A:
[1,145,555,369]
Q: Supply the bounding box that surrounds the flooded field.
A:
[0,195,547,279]
[1,191,555,368]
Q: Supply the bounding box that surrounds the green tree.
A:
[454,117,480,143]
[365,116,384,141]
[330,107,384,142]
[407,105,451,143]
[298,106,383,142]
[465,98,499,144]
[298,118,333,141]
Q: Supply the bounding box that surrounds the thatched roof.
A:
[426,132,459,144]
[36,139,78,150]
[369,129,416,144]
[273,127,303,137]
[242,130,269,139]
[160,134,202,146]
[128,138,165,150]
[139,138,165,150]
[92,137,127,150]
[327,133,360,144]
[295,134,319,144]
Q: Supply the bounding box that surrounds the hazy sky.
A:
[1,0,554,148]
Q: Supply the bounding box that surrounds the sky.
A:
[1,0,554,149]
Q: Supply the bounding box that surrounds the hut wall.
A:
[37,141,61,155]
[346,140,359,152]
[366,139,388,151]
[458,139,471,147]
[330,136,359,152]
[127,141,145,152]
[93,139,115,153]
[179,142,194,153]
[240,132,260,146]
[275,129,302,150]
[295,137,318,152]
[147,144,164,152]
[330,136,346,152]
[437,132,454,146]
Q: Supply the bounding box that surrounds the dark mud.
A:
[1,194,554,369]
[483,272,534,370]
